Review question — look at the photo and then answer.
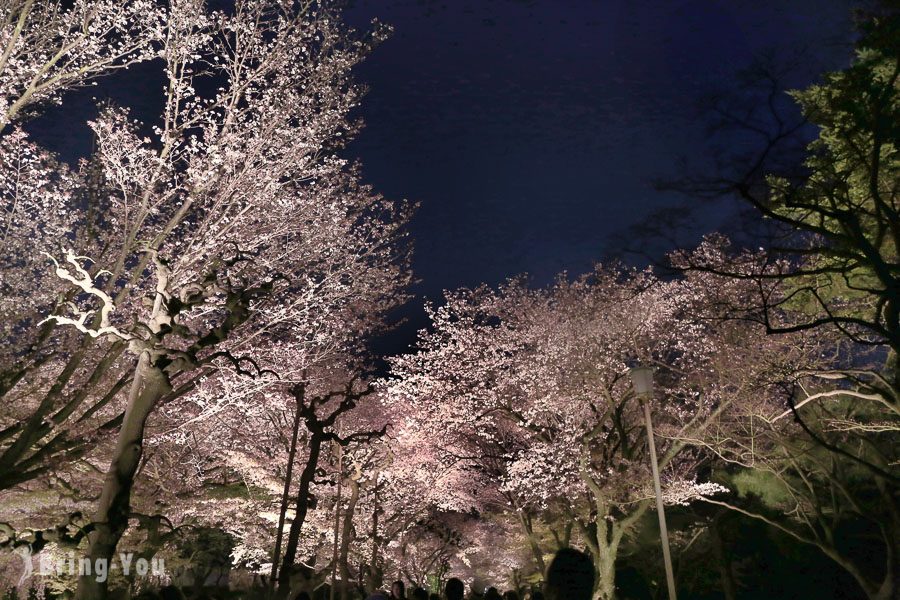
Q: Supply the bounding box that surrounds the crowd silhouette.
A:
[127,548,596,600]
[361,548,595,600]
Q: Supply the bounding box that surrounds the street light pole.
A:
[630,366,678,600]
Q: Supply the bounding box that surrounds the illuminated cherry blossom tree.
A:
[0,0,164,129]
[0,1,411,598]
[387,267,739,599]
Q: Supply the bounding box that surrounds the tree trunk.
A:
[710,512,737,600]
[76,352,170,600]
[579,509,620,600]
[869,481,898,600]
[271,391,305,588]
[338,475,360,600]
[277,427,325,598]
[330,444,342,600]
[367,482,383,592]
[516,509,546,574]
[592,542,618,600]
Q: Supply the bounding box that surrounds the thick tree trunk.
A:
[330,444,342,600]
[277,427,325,598]
[271,390,305,588]
[578,509,619,600]
[592,542,618,600]
[76,352,170,600]
[516,509,546,575]
[338,475,360,600]
[366,482,383,592]
[578,515,619,600]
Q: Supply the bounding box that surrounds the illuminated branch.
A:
[39,249,132,340]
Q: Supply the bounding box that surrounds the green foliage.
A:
[763,14,900,353]
[172,527,235,589]
[728,469,793,508]
[201,483,267,501]
[425,573,442,594]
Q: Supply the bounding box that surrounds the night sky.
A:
[341,0,860,351]
[30,0,862,354]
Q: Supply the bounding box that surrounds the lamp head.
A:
[629,366,654,397]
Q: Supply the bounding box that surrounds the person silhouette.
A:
[544,548,595,600]
[391,580,407,599]
[484,587,501,600]
[411,587,429,600]
[159,586,184,600]
[444,577,465,600]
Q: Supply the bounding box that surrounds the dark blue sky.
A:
[342,0,857,296]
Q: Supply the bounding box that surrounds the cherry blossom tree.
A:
[0,0,164,129]
[1,1,411,598]
[387,267,740,599]
[643,238,900,600]
[123,364,438,599]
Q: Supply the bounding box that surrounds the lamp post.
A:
[630,366,677,600]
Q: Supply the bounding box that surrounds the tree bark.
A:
[516,508,546,574]
[367,481,383,592]
[710,512,737,600]
[338,473,360,600]
[75,352,170,600]
[271,386,306,588]
[592,541,618,600]
[277,425,325,598]
[330,443,343,600]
